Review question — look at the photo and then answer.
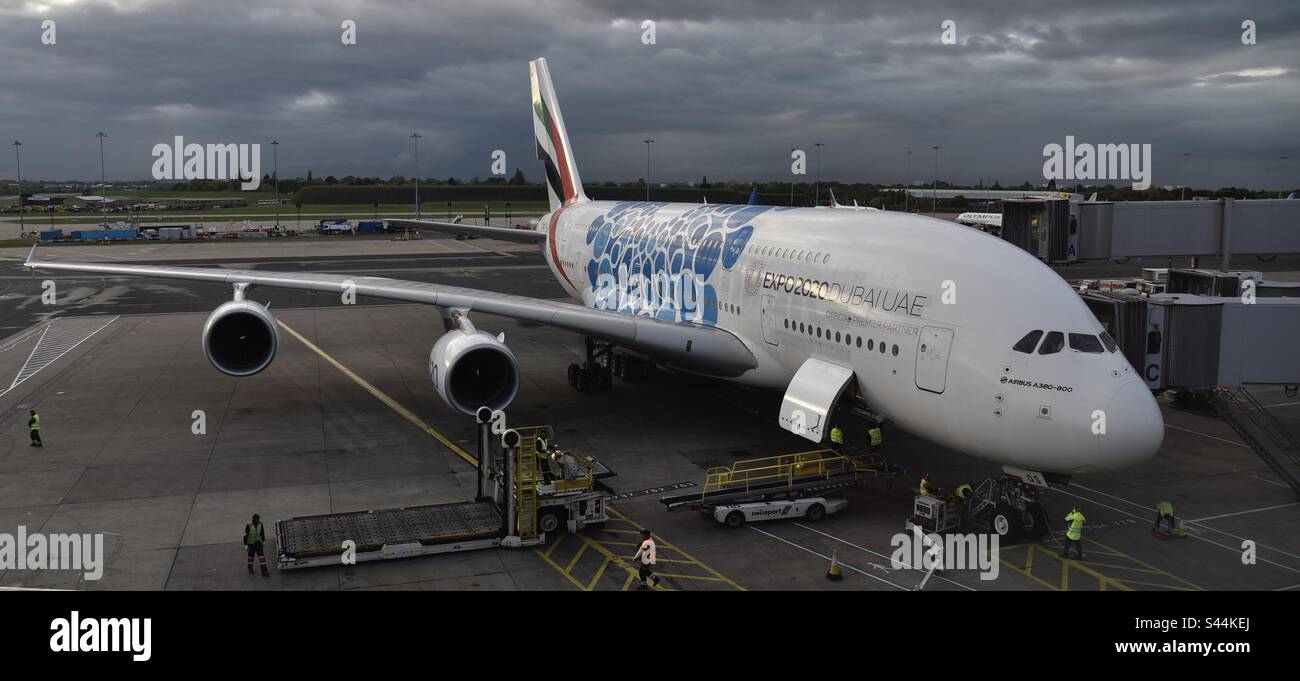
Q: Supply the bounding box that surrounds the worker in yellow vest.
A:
[244,513,270,576]
[28,410,42,448]
[919,473,932,497]
[830,425,844,447]
[1154,501,1175,533]
[1060,508,1086,560]
[867,422,883,454]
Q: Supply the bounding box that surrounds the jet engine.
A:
[429,324,520,415]
[202,296,278,377]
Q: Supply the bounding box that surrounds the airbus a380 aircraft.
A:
[26,58,1162,484]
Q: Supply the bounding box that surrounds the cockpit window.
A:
[1099,330,1119,353]
[1068,333,1104,353]
[1013,330,1043,354]
[1038,331,1065,355]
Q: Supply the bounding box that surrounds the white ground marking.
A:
[1187,502,1300,523]
[745,525,909,590]
[0,316,119,398]
[1164,423,1250,448]
[793,522,979,591]
[1060,483,1300,574]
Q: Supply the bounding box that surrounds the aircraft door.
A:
[915,325,954,394]
[761,294,779,346]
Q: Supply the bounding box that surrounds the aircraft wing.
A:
[385,219,547,244]
[23,248,756,377]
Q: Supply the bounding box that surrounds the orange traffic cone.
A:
[826,549,843,581]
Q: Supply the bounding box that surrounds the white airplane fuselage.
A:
[537,200,1163,475]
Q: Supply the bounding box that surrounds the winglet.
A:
[827,188,839,208]
[24,241,37,268]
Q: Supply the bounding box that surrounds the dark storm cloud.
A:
[1,0,1296,189]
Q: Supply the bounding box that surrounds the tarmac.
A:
[0,236,1297,591]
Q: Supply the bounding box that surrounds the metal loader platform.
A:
[661,449,884,512]
[277,501,506,569]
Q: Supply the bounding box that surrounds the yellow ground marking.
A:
[279,319,743,591]
[532,539,591,591]
[565,542,589,572]
[996,535,1203,592]
[606,507,746,591]
[278,320,478,467]
[587,557,612,591]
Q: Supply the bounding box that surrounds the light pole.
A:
[12,141,22,236]
[1181,152,1191,200]
[271,140,280,227]
[411,132,422,219]
[814,142,824,206]
[905,149,912,212]
[931,145,941,216]
[643,139,654,202]
[96,132,108,226]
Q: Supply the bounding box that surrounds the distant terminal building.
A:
[22,193,76,207]
[885,188,1084,202]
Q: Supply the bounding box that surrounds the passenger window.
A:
[1013,330,1044,354]
[867,339,874,351]
[855,337,862,348]
[892,344,899,356]
[1038,331,1065,355]
[1069,333,1104,353]
[1099,330,1119,353]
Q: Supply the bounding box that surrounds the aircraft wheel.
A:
[567,363,580,388]
[992,504,1025,543]
[1026,502,1050,540]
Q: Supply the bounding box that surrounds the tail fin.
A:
[747,187,759,205]
[530,58,588,212]
[827,188,839,208]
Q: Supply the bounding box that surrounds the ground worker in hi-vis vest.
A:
[867,423,883,454]
[1060,508,1086,560]
[1154,501,1175,532]
[28,410,42,448]
[830,425,844,446]
[244,513,270,576]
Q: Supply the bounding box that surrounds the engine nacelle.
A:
[429,329,520,415]
[202,299,278,376]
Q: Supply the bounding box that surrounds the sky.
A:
[1,0,1297,189]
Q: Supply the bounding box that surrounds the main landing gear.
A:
[566,337,655,392]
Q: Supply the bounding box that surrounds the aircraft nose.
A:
[1098,380,1164,470]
